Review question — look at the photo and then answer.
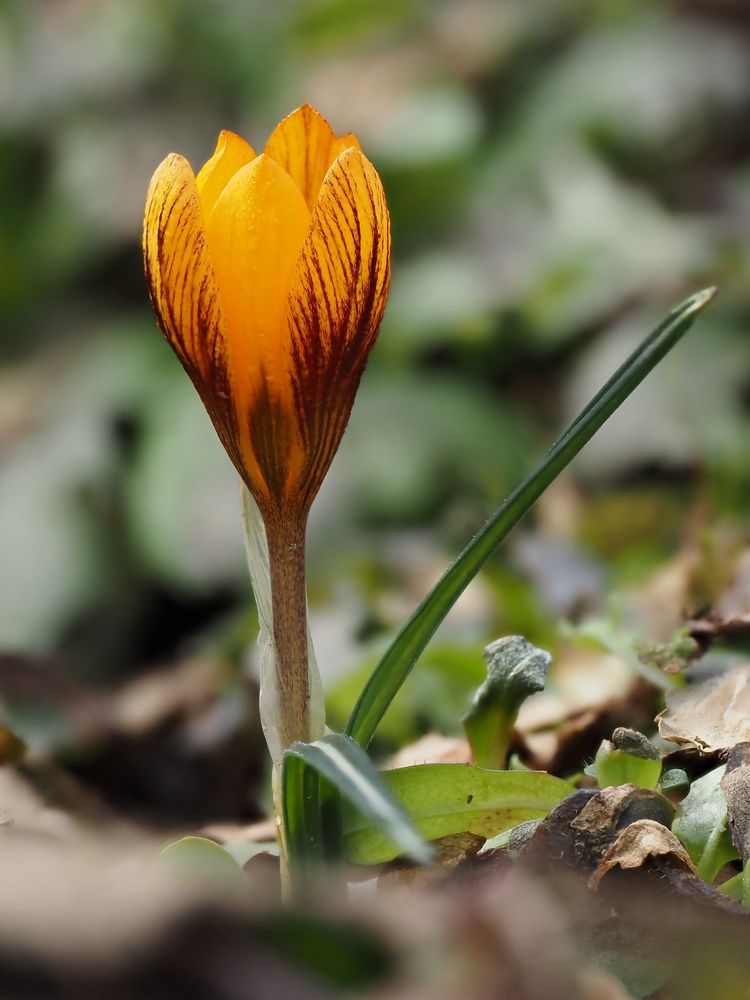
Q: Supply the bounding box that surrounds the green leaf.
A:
[282,734,431,878]
[158,836,243,881]
[717,871,743,901]
[673,765,739,883]
[462,635,551,769]
[595,748,662,790]
[346,289,716,748]
[594,729,662,790]
[344,764,571,865]
[659,768,690,794]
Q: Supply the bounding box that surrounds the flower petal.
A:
[206,153,312,502]
[196,130,256,218]
[331,131,361,157]
[143,153,242,471]
[264,103,357,210]
[286,147,391,508]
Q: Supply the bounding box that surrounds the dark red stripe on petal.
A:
[143,155,245,484]
[285,149,390,510]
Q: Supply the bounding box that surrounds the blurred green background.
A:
[1,0,750,781]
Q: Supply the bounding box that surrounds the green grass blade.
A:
[346,288,717,748]
[281,734,432,879]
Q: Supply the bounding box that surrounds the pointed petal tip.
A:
[266,103,336,144]
[214,128,252,151]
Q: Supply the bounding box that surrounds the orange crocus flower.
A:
[143,104,391,522]
[143,105,390,755]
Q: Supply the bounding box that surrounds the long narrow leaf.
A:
[346,288,716,748]
[281,733,432,877]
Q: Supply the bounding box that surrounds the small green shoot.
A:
[594,729,662,790]
[462,635,551,769]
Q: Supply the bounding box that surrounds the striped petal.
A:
[264,104,359,211]
[286,147,391,509]
[143,153,242,472]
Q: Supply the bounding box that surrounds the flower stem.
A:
[264,510,312,751]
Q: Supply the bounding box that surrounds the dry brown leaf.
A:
[687,544,750,646]
[110,657,227,736]
[721,742,750,864]
[657,666,750,751]
[571,785,642,835]
[379,832,486,888]
[516,646,655,770]
[589,819,696,889]
[626,549,701,642]
[714,549,750,620]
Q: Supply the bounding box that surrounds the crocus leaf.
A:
[462,635,551,769]
[346,289,716,748]
[672,764,739,883]
[343,763,572,865]
[282,734,432,878]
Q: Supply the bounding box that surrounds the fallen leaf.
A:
[721,742,750,864]
[518,646,656,771]
[589,819,696,889]
[689,547,750,643]
[378,832,486,888]
[657,666,750,751]
[522,785,673,873]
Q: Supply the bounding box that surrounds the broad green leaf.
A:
[346,289,716,748]
[344,764,572,865]
[673,765,739,883]
[282,734,431,877]
[462,635,551,769]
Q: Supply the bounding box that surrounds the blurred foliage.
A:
[1,0,750,754]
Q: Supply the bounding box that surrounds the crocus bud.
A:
[143,104,391,521]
